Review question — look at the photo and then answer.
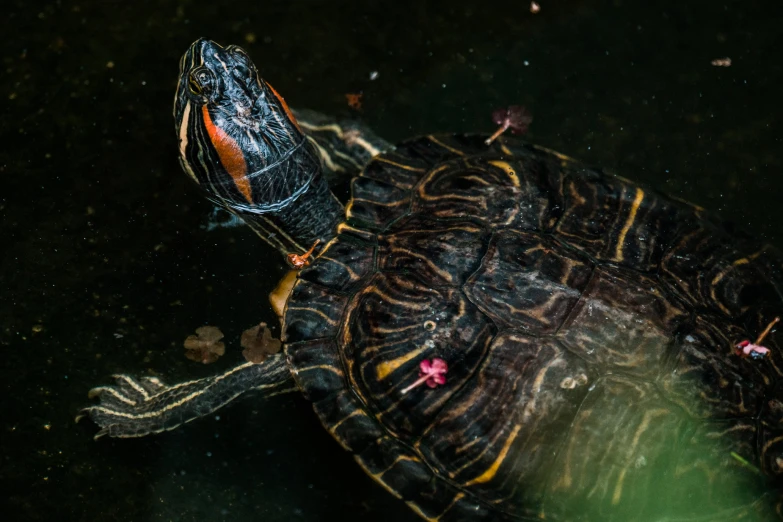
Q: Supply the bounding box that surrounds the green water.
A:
[2,0,782,520]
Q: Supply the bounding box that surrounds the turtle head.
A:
[173,39,343,256]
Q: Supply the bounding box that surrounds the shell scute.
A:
[312,389,384,453]
[379,217,488,286]
[412,155,563,231]
[555,167,690,270]
[557,265,689,379]
[287,339,345,401]
[417,332,593,516]
[362,149,429,190]
[343,272,494,440]
[354,436,433,500]
[396,134,480,164]
[299,236,375,292]
[465,229,594,334]
[347,176,411,230]
[283,279,347,343]
[661,221,782,319]
[353,435,503,522]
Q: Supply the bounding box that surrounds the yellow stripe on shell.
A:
[375,346,428,381]
[614,187,645,262]
[487,160,521,187]
[464,424,522,486]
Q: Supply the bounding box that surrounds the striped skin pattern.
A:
[292,107,390,179]
[285,134,783,521]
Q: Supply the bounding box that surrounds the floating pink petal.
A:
[401,358,449,394]
[427,373,447,388]
[491,106,532,134]
[735,340,770,359]
[486,106,532,145]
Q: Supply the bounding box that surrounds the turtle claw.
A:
[75,409,111,441]
[87,387,107,399]
[75,408,112,441]
[141,376,166,392]
[79,374,175,439]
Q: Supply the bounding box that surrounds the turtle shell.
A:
[283,134,783,521]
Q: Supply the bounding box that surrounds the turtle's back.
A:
[284,135,783,520]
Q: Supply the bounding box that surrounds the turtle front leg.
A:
[77,353,294,439]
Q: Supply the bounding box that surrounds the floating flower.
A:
[401,358,448,394]
[735,340,769,359]
[241,322,282,364]
[485,105,532,145]
[735,317,779,360]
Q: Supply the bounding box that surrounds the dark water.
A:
[2,0,782,520]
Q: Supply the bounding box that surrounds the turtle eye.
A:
[188,75,202,95]
[188,67,215,97]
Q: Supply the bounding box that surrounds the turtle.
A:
[79,38,783,521]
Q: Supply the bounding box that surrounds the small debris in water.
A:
[530,1,541,14]
[730,451,761,475]
[345,92,363,111]
[287,239,321,269]
[711,57,732,67]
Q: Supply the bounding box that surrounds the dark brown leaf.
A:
[184,326,225,364]
[241,322,282,363]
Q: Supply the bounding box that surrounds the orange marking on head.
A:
[266,82,301,132]
[201,105,253,203]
